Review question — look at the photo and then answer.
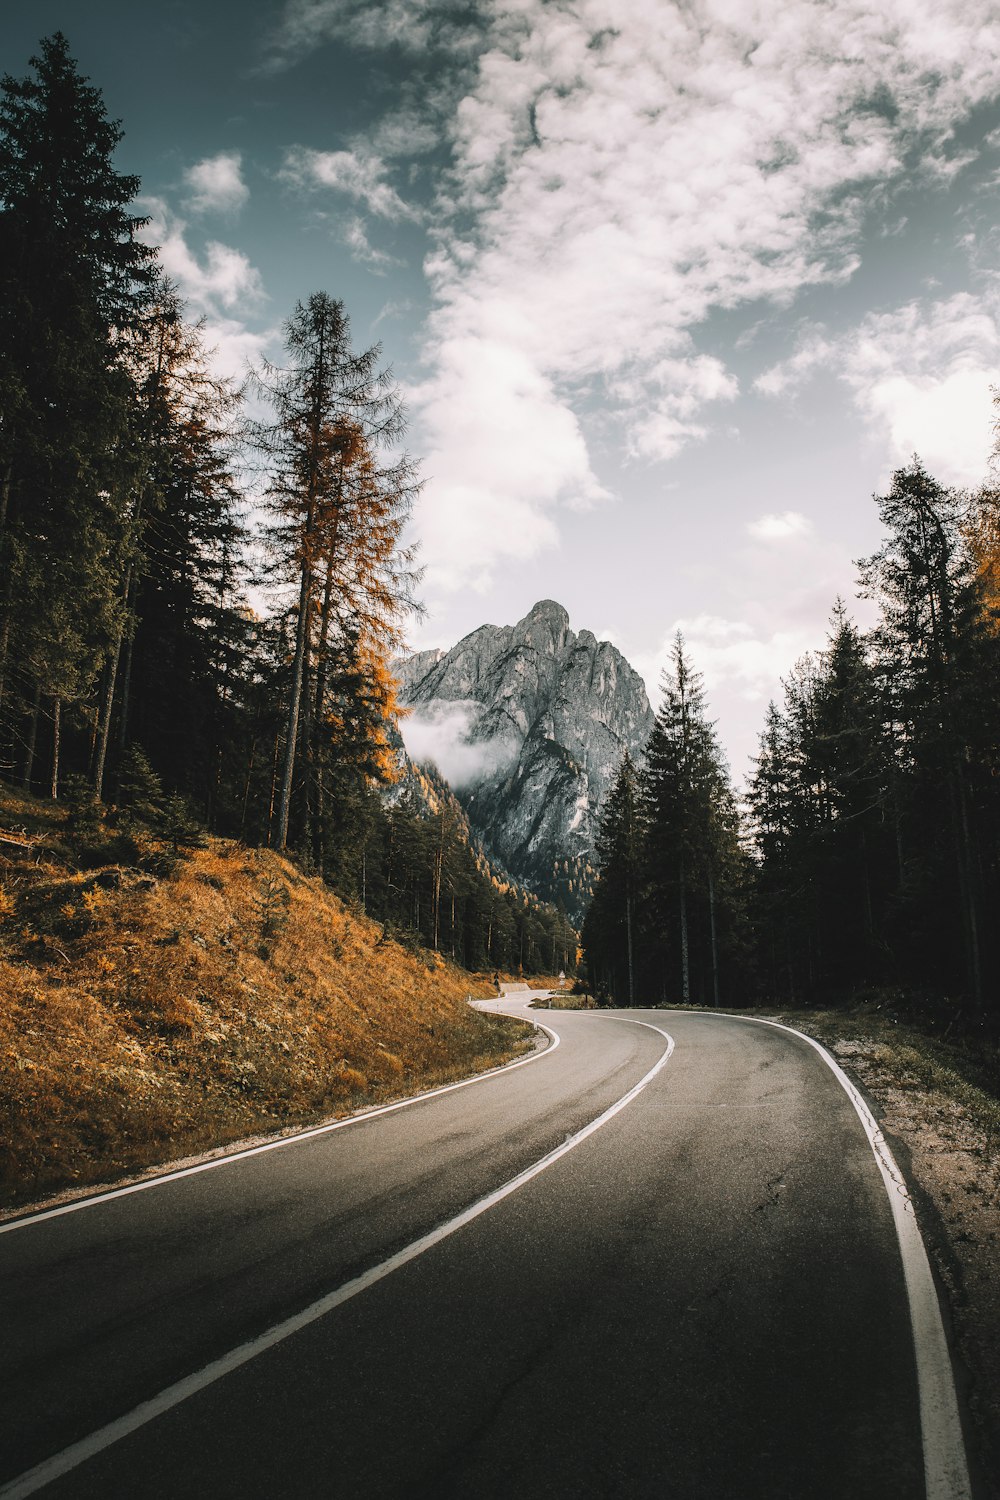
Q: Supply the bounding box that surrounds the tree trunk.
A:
[626,891,635,1007]
[240,737,257,837]
[266,730,280,846]
[277,571,312,850]
[0,463,11,709]
[0,612,11,715]
[708,866,720,1007]
[116,630,135,756]
[679,861,690,1003]
[953,767,983,1012]
[93,630,123,799]
[312,557,339,870]
[50,696,61,800]
[22,682,41,790]
[432,815,444,951]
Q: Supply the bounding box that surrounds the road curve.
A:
[0,997,971,1498]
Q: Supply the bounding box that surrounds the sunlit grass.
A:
[0,804,533,1208]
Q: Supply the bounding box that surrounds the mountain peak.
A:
[395,601,653,920]
[523,598,569,628]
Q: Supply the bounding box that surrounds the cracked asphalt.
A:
[1,1004,928,1498]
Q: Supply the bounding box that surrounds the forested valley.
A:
[585,464,1000,1035]
[0,35,573,979]
[4,35,1000,1030]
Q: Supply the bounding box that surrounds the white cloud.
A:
[635,614,815,708]
[758,292,1000,484]
[342,216,402,272]
[747,511,813,540]
[183,152,249,216]
[282,145,416,220]
[145,198,265,312]
[140,198,269,381]
[266,0,484,65]
[400,700,518,786]
[411,335,604,590]
[409,0,1000,588]
[840,295,1000,484]
[267,2,1000,587]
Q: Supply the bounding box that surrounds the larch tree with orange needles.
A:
[251,293,421,855]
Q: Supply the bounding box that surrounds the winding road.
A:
[0,992,972,1498]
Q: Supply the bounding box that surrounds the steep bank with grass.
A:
[0,787,534,1212]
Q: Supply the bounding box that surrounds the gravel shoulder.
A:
[772,1009,1000,1498]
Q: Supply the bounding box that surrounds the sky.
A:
[6,0,1000,780]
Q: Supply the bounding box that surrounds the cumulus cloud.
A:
[410,335,605,590]
[183,151,249,216]
[341,216,403,271]
[635,615,815,709]
[400,700,519,787]
[266,0,486,66]
[758,292,1000,484]
[413,0,1000,586]
[840,295,1000,484]
[282,145,416,220]
[267,1,1000,587]
[747,511,813,540]
[140,197,270,381]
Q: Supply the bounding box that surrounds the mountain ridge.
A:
[395,600,654,920]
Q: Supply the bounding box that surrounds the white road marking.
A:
[0,1018,673,1499]
[0,1018,559,1236]
[742,1016,972,1500]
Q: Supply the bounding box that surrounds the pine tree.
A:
[858,459,989,1012]
[118,289,249,816]
[251,293,420,852]
[641,634,739,1006]
[0,34,154,795]
[584,751,641,1005]
[748,610,893,1002]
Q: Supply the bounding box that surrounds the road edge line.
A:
[0,1020,560,1237]
[746,1015,971,1500]
[0,1020,673,1500]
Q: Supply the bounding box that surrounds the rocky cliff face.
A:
[395,600,654,921]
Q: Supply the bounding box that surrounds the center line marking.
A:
[0,1017,673,1499]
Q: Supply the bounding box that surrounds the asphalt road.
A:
[0,997,968,1498]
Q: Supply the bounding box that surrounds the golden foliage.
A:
[965,485,1000,629]
[0,825,531,1210]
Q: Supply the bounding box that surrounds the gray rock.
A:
[396,600,653,921]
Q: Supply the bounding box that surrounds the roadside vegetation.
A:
[0,785,533,1212]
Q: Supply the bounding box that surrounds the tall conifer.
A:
[0,33,154,793]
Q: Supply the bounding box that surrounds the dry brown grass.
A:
[0,818,533,1211]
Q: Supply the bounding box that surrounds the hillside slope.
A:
[0,787,532,1210]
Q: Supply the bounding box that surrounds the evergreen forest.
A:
[0,35,574,977]
[4,37,1000,1024]
[585,465,1000,1032]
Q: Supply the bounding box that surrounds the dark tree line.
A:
[748,461,1000,1022]
[0,35,575,974]
[583,635,747,1009]
[585,462,1000,1030]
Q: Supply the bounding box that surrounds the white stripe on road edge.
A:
[0,1013,559,1237]
[0,1019,673,1499]
[748,1017,971,1500]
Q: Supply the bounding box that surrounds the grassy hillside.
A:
[0,785,533,1211]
